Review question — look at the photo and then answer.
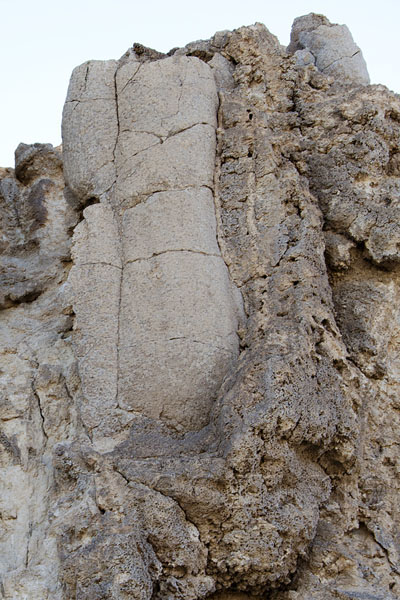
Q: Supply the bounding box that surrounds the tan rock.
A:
[1,13,399,600]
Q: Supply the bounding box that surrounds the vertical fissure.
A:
[212,92,228,264]
[112,63,121,163]
[113,62,123,410]
[115,259,123,409]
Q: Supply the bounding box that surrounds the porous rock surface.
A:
[1,12,399,600]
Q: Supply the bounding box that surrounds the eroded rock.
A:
[0,13,399,600]
[0,143,75,308]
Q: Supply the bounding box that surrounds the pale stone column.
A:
[63,54,243,438]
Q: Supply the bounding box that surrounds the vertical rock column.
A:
[63,61,121,436]
[63,54,242,439]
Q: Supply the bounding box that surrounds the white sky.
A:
[1,0,399,167]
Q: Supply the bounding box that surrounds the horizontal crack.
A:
[116,121,214,166]
[124,248,221,264]
[66,97,115,104]
[76,261,122,270]
[168,337,238,354]
[164,122,214,142]
[117,139,161,168]
[121,184,215,207]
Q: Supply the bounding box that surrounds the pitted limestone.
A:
[3,14,399,600]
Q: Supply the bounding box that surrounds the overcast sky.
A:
[1,0,399,167]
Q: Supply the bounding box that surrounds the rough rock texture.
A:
[1,12,399,600]
[0,143,79,597]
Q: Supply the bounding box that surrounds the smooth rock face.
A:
[68,204,121,431]
[114,55,218,208]
[65,53,242,438]
[1,13,400,600]
[288,13,370,85]
[118,189,239,430]
[62,60,118,202]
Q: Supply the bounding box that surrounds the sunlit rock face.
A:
[1,13,400,600]
[63,53,243,440]
[288,13,370,84]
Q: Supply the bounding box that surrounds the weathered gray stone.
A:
[15,142,62,184]
[116,55,218,138]
[287,12,330,52]
[0,144,75,308]
[0,144,77,597]
[288,13,370,85]
[113,55,218,208]
[1,13,400,600]
[115,123,217,208]
[122,188,220,260]
[293,48,315,67]
[62,60,118,202]
[65,50,242,441]
[71,203,121,268]
[118,252,240,430]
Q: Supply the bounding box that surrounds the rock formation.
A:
[1,13,399,599]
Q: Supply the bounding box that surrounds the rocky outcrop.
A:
[0,13,399,600]
[0,143,78,597]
